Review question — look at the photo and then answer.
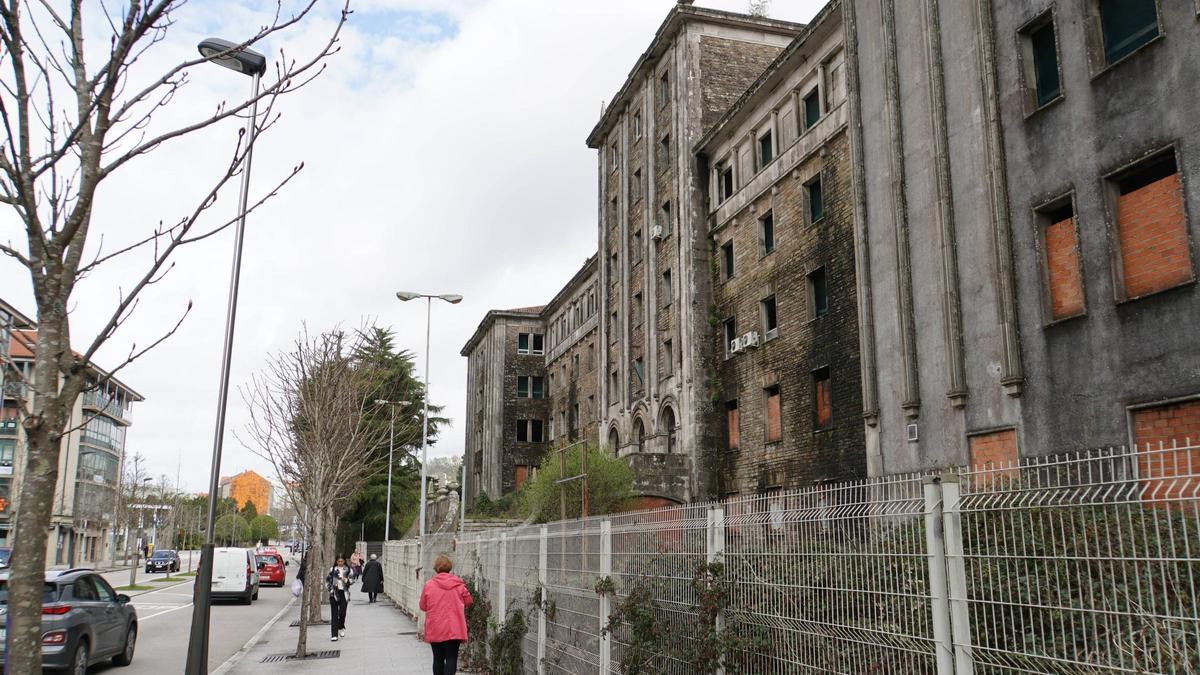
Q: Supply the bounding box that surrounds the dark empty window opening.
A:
[808,267,829,318]
[719,164,735,203]
[660,134,670,167]
[661,269,673,306]
[632,230,643,264]
[807,176,825,222]
[660,201,672,236]
[632,169,642,202]
[516,419,528,442]
[1117,153,1177,195]
[532,334,544,354]
[762,295,778,339]
[530,420,543,443]
[663,339,674,377]
[758,131,774,169]
[1028,19,1061,106]
[658,71,670,108]
[760,211,775,255]
[722,241,735,280]
[1099,0,1159,65]
[803,88,821,129]
[633,292,643,326]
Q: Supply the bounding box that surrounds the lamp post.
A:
[129,477,152,588]
[186,36,267,675]
[373,399,411,540]
[395,292,462,539]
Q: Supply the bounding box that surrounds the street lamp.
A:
[395,292,462,539]
[373,399,411,540]
[129,477,152,588]
[186,36,267,675]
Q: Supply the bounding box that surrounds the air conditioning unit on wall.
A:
[651,224,666,240]
[729,337,744,354]
[741,331,760,348]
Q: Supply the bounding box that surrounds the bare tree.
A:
[0,1,348,669]
[243,327,385,658]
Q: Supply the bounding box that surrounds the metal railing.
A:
[382,442,1200,674]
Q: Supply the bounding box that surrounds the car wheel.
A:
[252,587,259,601]
[112,623,137,666]
[241,590,252,605]
[70,638,89,675]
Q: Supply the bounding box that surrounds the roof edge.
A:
[542,255,598,315]
[460,308,544,357]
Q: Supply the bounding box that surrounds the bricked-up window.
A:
[659,134,670,168]
[514,465,531,490]
[632,230,643,264]
[632,169,643,203]
[1038,200,1085,321]
[722,241,735,280]
[761,295,778,340]
[587,395,595,420]
[587,343,595,370]
[633,292,643,326]
[660,201,672,237]
[758,131,774,169]
[1098,0,1159,65]
[1132,399,1200,504]
[1020,13,1061,108]
[663,339,673,377]
[661,269,672,306]
[723,317,737,358]
[807,175,825,223]
[812,367,832,430]
[719,163,735,203]
[803,88,821,130]
[765,385,782,443]
[609,252,618,280]
[610,369,619,398]
[760,211,775,255]
[658,71,669,108]
[807,267,829,319]
[610,311,618,343]
[968,428,1019,484]
[726,400,740,451]
[1111,151,1193,300]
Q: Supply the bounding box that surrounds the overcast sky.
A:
[1,0,822,492]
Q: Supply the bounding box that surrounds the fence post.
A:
[538,526,548,675]
[923,476,955,675]
[498,533,508,621]
[707,507,726,675]
[599,519,612,675]
[941,475,974,674]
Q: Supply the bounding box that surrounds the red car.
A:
[255,551,286,586]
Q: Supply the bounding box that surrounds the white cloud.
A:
[0,0,822,491]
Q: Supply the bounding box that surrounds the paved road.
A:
[90,554,297,673]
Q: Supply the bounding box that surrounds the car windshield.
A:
[150,551,174,559]
[0,581,58,604]
[256,555,279,565]
[0,548,10,566]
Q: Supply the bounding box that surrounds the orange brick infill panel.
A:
[1045,217,1085,319]
[1117,174,1193,298]
[1133,401,1200,508]
[969,430,1019,486]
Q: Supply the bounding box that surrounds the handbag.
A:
[291,578,303,597]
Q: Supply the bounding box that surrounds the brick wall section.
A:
[1116,172,1194,299]
[709,131,866,494]
[968,429,1019,469]
[547,326,601,451]
[502,323,550,495]
[1132,400,1200,504]
[699,37,785,133]
[1044,216,1085,319]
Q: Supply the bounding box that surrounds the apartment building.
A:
[588,3,802,504]
[845,0,1200,473]
[218,469,273,515]
[0,299,143,565]
[696,1,865,497]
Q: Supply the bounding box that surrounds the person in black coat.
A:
[360,553,384,603]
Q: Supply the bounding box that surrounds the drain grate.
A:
[261,650,340,663]
[397,631,417,636]
[288,620,330,627]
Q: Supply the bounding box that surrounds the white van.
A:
[212,547,259,604]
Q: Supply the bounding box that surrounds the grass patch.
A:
[152,576,185,582]
[114,584,152,591]
[179,571,198,577]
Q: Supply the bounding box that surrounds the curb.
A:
[211,594,297,674]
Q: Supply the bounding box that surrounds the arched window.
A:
[635,418,646,453]
[661,407,676,454]
[608,428,620,455]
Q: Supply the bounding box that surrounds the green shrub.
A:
[523,444,633,523]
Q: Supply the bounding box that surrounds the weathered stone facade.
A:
[588,5,801,504]
[697,3,864,496]
[543,257,601,451]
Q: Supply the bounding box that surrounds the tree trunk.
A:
[307,509,325,623]
[296,560,310,658]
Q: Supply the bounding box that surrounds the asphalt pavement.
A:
[86,551,298,673]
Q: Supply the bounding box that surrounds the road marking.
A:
[139,603,195,621]
[211,595,297,675]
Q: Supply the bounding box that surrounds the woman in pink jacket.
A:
[419,554,474,675]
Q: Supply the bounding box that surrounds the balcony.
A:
[626,452,690,504]
[0,419,17,436]
[81,391,131,423]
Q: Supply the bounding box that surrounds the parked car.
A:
[211,547,259,604]
[0,568,138,672]
[144,549,179,574]
[255,551,286,587]
[0,546,10,569]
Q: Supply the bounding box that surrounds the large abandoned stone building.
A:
[463,0,1200,506]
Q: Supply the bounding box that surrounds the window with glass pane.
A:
[723,318,737,357]
[803,88,821,129]
[518,333,530,354]
[517,376,529,398]
[722,241,735,279]
[808,267,829,318]
[760,211,775,254]
[1030,20,1061,106]
[532,334,544,354]
[720,165,734,202]
[1099,0,1159,64]
[530,420,543,443]
[761,295,778,337]
[807,176,824,222]
[0,439,13,468]
[758,131,774,168]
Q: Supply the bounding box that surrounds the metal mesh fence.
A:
[380,442,1200,675]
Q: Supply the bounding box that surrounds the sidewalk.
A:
[224,594,437,674]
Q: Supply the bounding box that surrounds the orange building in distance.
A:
[219,469,272,515]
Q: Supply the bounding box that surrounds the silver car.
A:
[0,568,138,673]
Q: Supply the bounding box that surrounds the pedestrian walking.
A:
[419,554,473,675]
[327,555,353,641]
[361,553,384,603]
